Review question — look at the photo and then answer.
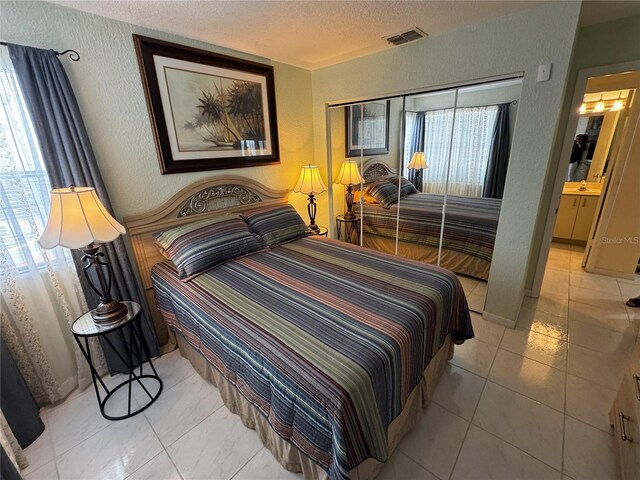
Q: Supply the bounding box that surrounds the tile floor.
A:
[21,244,639,480]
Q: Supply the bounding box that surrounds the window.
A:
[0,50,69,271]
[404,105,498,197]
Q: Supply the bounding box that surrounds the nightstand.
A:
[71,301,162,420]
[309,226,328,237]
[336,215,361,244]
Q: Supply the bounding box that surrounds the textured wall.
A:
[0,1,314,221]
[527,14,640,290]
[311,1,582,324]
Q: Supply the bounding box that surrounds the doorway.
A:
[534,62,640,297]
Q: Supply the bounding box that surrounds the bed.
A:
[357,160,502,280]
[124,176,473,480]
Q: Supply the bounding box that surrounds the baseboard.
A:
[58,376,78,399]
[481,311,516,329]
[586,266,635,280]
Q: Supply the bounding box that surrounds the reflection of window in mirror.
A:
[402,78,521,199]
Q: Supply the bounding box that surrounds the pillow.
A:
[154,215,266,281]
[242,204,309,248]
[368,180,400,209]
[353,189,378,204]
[389,176,419,198]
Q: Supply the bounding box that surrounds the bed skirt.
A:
[362,234,491,281]
[174,329,454,480]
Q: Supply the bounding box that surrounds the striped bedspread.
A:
[361,193,502,262]
[151,237,473,479]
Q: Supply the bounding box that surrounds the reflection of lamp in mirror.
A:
[293,165,327,232]
[38,185,128,325]
[335,160,363,221]
[408,152,428,188]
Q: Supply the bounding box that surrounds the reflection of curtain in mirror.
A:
[419,106,498,196]
[403,112,417,179]
[402,112,425,189]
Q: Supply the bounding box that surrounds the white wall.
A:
[311,1,581,325]
[0,1,315,222]
[528,14,640,291]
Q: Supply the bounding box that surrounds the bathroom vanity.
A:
[552,182,602,243]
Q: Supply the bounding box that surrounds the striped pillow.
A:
[154,215,266,281]
[389,176,419,198]
[368,180,399,209]
[242,204,309,247]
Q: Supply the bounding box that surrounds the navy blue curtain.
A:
[483,103,511,199]
[8,44,160,373]
[1,446,22,480]
[407,112,425,190]
[1,338,44,448]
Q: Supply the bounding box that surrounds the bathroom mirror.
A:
[567,89,629,184]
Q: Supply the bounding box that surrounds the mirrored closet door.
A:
[328,96,404,250]
[326,77,522,312]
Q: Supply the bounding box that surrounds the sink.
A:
[563,182,602,195]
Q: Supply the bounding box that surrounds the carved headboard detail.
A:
[123,176,288,343]
[177,185,262,217]
[361,158,399,182]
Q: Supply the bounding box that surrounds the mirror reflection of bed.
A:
[328,78,523,314]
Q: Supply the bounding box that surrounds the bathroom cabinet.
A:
[610,338,640,479]
[553,194,599,242]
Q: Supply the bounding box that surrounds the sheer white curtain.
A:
[418,106,498,196]
[421,109,455,194]
[0,46,102,405]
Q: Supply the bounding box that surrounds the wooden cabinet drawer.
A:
[610,371,640,480]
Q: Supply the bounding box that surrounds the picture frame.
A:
[133,35,280,174]
[345,100,390,157]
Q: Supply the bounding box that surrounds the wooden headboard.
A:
[361,158,399,182]
[123,176,288,341]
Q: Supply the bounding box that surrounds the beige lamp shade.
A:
[335,160,364,186]
[38,186,126,249]
[293,165,327,195]
[408,152,428,170]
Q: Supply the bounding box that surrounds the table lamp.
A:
[408,151,428,187]
[293,165,326,233]
[38,185,128,325]
[335,160,363,220]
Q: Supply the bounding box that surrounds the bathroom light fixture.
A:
[594,95,605,112]
[611,93,624,111]
[579,103,587,114]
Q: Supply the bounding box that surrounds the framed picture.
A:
[133,35,280,174]
[345,100,390,157]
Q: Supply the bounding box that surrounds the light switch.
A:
[537,64,552,82]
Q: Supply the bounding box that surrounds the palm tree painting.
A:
[134,35,280,173]
[164,68,267,153]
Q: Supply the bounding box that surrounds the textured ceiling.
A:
[50,0,550,70]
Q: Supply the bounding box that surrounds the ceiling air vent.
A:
[384,28,428,46]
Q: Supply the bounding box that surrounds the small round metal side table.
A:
[71,301,162,421]
[336,215,361,245]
